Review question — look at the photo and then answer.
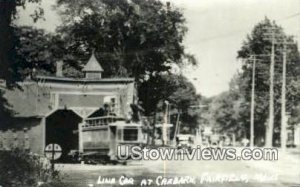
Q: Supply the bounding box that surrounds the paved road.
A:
[58,150,300,187]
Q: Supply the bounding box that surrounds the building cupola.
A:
[83,52,104,79]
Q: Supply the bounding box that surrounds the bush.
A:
[0,149,68,187]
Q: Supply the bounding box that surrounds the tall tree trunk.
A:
[0,0,16,86]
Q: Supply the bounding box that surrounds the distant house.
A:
[0,53,137,160]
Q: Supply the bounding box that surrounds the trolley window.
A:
[123,129,138,141]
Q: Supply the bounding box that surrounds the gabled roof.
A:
[83,53,104,72]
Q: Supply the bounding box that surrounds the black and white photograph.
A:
[0,0,300,186]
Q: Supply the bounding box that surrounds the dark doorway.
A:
[46,110,82,162]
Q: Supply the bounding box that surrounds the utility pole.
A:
[173,108,180,142]
[263,25,277,147]
[264,25,294,148]
[281,41,287,151]
[267,30,275,147]
[250,55,256,148]
[280,38,294,150]
[163,101,169,146]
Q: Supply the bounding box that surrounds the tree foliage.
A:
[0,0,200,135]
[0,149,68,187]
[0,0,44,128]
[0,0,44,86]
[238,18,300,145]
[0,26,63,129]
[55,0,197,116]
[12,26,64,79]
[0,90,14,127]
[207,75,249,140]
[168,76,201,131]
[211,18,300,145]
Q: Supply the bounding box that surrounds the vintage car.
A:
[176,134,195,150]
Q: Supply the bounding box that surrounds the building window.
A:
[123,129,138,141]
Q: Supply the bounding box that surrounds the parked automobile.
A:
[176,134,195,150]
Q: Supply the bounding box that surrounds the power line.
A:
[189,12,300,43]
[278,12,300,21]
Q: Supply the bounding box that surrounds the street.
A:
[58,149,300,187]
[1,0,300,187]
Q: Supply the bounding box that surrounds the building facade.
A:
[0,54,137,160]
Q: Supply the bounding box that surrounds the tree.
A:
[12,26,64,79]
[0,0,44,86]
[54,0,196,114]
[0,90,14,129]
[168,76,201,132]
[147,75,201,142]
[207,75,249,141]
[139,74,183,116]
[237,18,300,146]
[0,0,45,129]
[138,74,200,143]
[53,0,199,144]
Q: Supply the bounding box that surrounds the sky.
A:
[18,0,300,97]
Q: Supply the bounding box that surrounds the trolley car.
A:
[78,115,147,164]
